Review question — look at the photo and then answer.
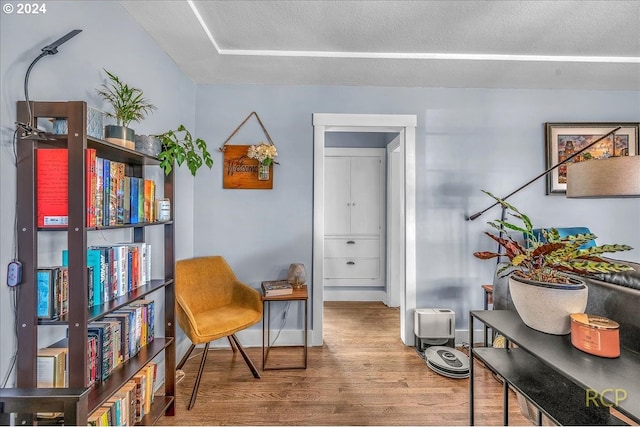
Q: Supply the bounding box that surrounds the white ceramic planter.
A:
[508,274,588,335]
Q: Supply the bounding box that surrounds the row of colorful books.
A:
[87,299,155,384]
[87,362,157,426]
[36,148,159,229]
[36,299,155,390]
[38,243,151,314]
[72,243,151,308]
[86,149,158,227]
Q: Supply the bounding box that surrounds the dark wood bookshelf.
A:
[36,219,173,232]
[14,100,176,425]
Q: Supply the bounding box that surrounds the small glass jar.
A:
[258,162,270,180]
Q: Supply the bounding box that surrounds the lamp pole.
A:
[16,30,82,139]
[466,126,622,221]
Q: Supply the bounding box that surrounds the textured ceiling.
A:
[121,0,640,90]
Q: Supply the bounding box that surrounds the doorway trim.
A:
[312,113,417,345]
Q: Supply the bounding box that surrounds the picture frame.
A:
[545,122,639,194]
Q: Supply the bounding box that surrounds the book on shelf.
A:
[102,158,110,226]
[261,280,293,297]
[86,148,97,227]
[95,155,104,227]
[117,381,138,427]
[88,322,114,382]
[109,160,118,226]
[36,148,68,228]
[143,179,155,222]
[37,267,68,320]
[36,347,67,388]
[123,176,131,224]
[137,178,144,224]
[132,372,146,422]
[130,299,155,345]
[103,313,131,363]
[130,177,139,224]
[62,248,103,307]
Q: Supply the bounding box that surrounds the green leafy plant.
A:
[157,125,213,176]
[96,69,156,128]
[473,191,633,284]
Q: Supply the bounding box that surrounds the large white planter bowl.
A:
[508,275,588,335]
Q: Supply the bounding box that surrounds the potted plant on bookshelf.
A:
[473,191,633,335]
[157,124,213,176]
[96,69,156,149]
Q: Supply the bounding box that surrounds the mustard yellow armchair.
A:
[175,256,263,409]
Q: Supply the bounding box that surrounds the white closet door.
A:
[350,156,381,235]
[324,156,351,235]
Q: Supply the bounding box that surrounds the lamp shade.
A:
[566,156,640,198]
[287,263,307,289]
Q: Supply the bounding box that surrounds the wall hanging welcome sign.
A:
[220,112,277,190]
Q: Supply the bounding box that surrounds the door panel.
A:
[350,156,381,235]
[324,157,351,235]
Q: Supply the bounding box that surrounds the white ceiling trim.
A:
[217,49,640,64]
[187,1,640,65]
[187,0,221,52]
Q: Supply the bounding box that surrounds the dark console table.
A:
[469,310,640,426]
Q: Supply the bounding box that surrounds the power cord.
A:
[1,286,18,387]
[269,301,291,347]
[2,129,20,388]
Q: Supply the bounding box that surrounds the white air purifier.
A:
[414,308,455,351]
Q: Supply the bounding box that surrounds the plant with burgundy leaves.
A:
[473,191,633,284]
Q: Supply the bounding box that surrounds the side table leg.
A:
[262,301,266,370]
[304,297,308,368]
[503,379,509,426]
[469,314,475,426]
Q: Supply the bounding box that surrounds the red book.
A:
[86,148,97,227]
[37,149,68,228]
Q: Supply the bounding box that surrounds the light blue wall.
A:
[194,84,640,331]
[0,1,196,386]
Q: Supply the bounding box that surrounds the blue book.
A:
[127,249,133,292]
[130,177,139,224]
[62,249,103,307]
[103,159,110,226]
[37,269,55,319]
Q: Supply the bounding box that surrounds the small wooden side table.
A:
[262,284,308,370]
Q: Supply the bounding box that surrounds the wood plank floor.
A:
[158,301,532,426]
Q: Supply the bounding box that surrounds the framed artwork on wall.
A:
[545,122,640,194]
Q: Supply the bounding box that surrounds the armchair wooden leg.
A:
[230,334,261,379]
[188,342,210,410]
[177,343,196,370]
[227,336,238,353]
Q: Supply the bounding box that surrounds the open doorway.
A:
[312,113,417,346]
